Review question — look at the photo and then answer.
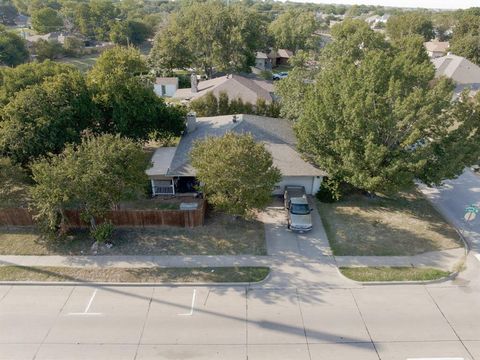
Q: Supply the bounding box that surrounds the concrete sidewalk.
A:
[0,255,272,268]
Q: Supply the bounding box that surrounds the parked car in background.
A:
[284,185,313,233]
[273,72,288,81]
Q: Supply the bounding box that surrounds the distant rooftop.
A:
[173,74,274,104]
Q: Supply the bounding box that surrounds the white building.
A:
[154,77,179,97]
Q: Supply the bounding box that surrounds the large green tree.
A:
[386,12,435,41]
[31,7,63,34]
[275,51,318,121]
[149,0,267,76]
[87,46,184,140]
[73,0,118,40]
[30,134,148,236]
[190,133,281,217]
[0,60,74,104]
[450,9,480,65]
[289,20,480,194]
[268,8,318,52]
[0,70,95,164]
[0,25,29,67]
[109,19,151,45]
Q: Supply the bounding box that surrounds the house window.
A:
[161,85,166,96]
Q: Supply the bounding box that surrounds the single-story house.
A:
[254,52,272,71]
[146,114,326,196]
[424,41,449,58]
[432,54,480,98]
[14,14,30,27]
[365,14,390,28]
[173,74,275,104]
[268,49,293,67]
[154,77,179,97]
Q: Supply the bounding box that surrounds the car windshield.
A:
[290,203,310,215]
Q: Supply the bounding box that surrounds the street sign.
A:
[464,204,479,222]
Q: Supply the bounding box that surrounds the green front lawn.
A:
[340,267,450,282]
[0,266,270,283]
[56,54,100,72]
[317,190,463,256]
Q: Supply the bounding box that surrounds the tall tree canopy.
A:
[0,60,74,105]
[190,133,281,217]
[0,25,29,67]
[31,7,63,34]
[30,134,148,236]
[149,0,267,76]
[73,0,118,40]
[0,70,95,164]
[268,8,318,52]
[87,46,184,140]
[449,8,480,65]
[386,12,434,41]
[286,20,480,194]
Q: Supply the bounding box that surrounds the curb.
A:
[0,269,272,288]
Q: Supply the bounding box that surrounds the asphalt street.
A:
[1,272,480,360]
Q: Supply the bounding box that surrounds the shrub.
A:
[90,222,114,243]
[316,177,342,203]
[189,91,218,116]
[218,91,230,114]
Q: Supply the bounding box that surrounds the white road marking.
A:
[177,289,196,316]
[407,358,464,360]
[68,289,102,316]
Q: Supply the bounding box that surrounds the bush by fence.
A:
[189,91,280,118]
[0,200,206,228]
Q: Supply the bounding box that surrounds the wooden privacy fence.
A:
[0,200,206,228]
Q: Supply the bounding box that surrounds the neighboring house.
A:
[14,14,29,27]
[268,49,293,67]
[173,74,275,104]
[154,77,179,97]
[146,114,325,196]
[254,52,272,71]
[424,41,449,58]
[365,14,390,29]
[25,32,65,45]
[432,54,480,98]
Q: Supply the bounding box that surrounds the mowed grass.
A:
[56,54,100,72]
[317,190,463,256]
[0,214,266,256]
[340,267,450,282]
[0,266,270,283]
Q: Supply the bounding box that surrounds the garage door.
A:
[274,176,315,195]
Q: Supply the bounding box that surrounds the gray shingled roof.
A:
[433,54,480,86]
[146,114,325,178]
[173,74,274,104]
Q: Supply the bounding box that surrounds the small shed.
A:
[154,77,179,97]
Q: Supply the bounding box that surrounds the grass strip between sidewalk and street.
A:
[339,266,450,282]
[0,266,270,283]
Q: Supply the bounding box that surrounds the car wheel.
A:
[287,222,291,229]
